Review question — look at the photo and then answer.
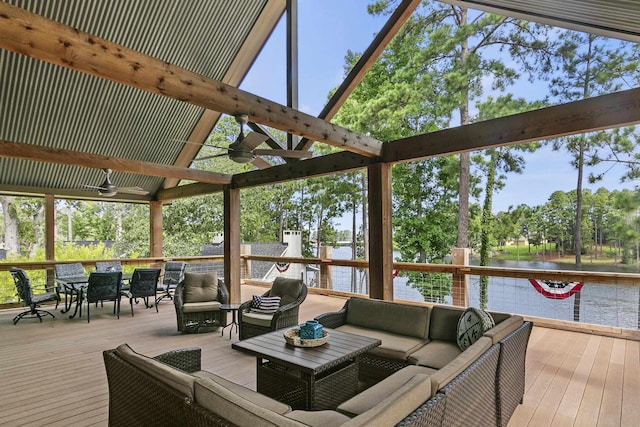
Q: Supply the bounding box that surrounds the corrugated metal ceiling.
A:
[0,0,274,200]
[0,0,638,202]
[444,0,640,43]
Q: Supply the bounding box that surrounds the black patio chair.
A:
[95,260,123,273]
[85,271,123,323]
[124,268,161,316]
[9,268,60,324]
[155,261,186,308]
[54,262,87,313]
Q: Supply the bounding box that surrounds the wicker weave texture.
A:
[238,284,307,340]
[396,392,447,427]
[497,321,532,427]
[103,349,191,427]
[440,344,500,427]
[174,279,228,332]
[257,359,359,411]
[358,352,409,385]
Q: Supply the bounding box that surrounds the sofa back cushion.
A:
[429,305,466,342]
[194,377,301,427]
[269,277,303,306]
[115,344,195,399]
[346,297,431,339]
[183,272,218,303]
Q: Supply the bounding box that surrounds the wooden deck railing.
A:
[3,254,640,338]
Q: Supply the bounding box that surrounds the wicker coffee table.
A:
[232,327,380,410]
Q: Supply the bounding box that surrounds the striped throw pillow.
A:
[251,296,281,314]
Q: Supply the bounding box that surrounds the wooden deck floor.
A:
[0,286,638,426]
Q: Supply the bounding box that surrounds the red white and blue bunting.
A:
[275,262,290,273]
[528,279,583,300]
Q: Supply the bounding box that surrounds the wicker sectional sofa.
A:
[103,298,531,427]
[315,298,532,427]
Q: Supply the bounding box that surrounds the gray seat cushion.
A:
[286,410,351,427]
[335,324,428,361]
[406,340,462,369]
[182,301,221,313]
[337,365,435,417]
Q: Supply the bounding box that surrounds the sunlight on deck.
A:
[0,285,638,426]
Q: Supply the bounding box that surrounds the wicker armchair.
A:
[174,272,228,333]
[238,277,307,340]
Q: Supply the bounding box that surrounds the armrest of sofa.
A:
[315,302,348,328]
[153,347,201,373]
[341,374,433,427]
[483,315,523,344]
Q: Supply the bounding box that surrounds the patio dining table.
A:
[57,273,132,319]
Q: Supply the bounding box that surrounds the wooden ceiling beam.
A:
[0,139,232,185]
[383,87,640,162]
[296,0,421,151]
[232,151,377,189]
[163,0,286,189]
[0,2,381,158]
[156,182,225,201]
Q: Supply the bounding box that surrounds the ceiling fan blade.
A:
[240,132,269,150]
[83,184,108,191]
[253,149,311,159]
[251,157,272,170]
[194,152,229,161]
[117,186,150,195]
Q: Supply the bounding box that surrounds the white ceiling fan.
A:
[83,168,149,197]
[195,114,311,165]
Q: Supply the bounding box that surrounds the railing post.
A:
[320,246,332,289]
[241,244,251,281]
[451,248,469,307]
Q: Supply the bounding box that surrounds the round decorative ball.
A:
[457,307,495,350]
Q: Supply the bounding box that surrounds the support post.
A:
[45,194,55,291]
[286,0,299,150]
[451,248,470,307]
[224,187,241,303]
[319,246,332,289]
[149,201,163,257]
[368,163,393,300]
[241,244,251,281]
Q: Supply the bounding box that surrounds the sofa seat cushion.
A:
[192,371,291,415]
[341,374,433,427]
[286,410,351,427]
[182,301,221,313]
[407,340,462,369]
[345,297,430,339]
[337,365,435,417]
[483,315,523,343]
[194,377,302,427]
[115,344,195,399]
[428,336,492,394]
[336,324,428,361]
[242,311,274,327]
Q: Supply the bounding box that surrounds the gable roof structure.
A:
[1,0,639,203]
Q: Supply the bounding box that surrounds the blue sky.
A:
[240,1,635,220]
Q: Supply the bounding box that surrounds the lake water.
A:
[327,247,640,330]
